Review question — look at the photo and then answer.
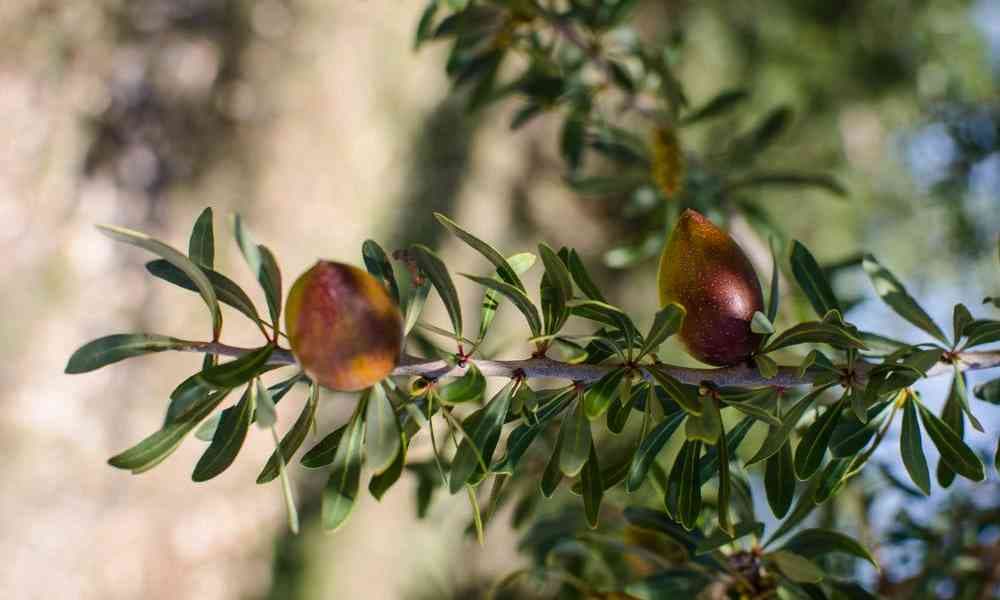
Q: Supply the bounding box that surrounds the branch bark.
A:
[184,341,1000,388]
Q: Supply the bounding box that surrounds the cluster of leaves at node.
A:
[66,206,1000,598]
[417,0,847,268]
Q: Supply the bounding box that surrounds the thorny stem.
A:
[177,340,1000,388]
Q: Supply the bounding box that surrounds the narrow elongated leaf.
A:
[791,241,840,318]
[362,239,400,305]
[765,442,796,518]
[462,273,541,336]
[830,401,889,457]
[146,260,261,325]
[974,378,1000,404]
[697,416,755,484]
[936,392,963,488]
[794,400,844,480]
[767,240,780,322]
[192,385,254,481]
[768,550,825,583]
[681,88,748,124]
[917,401,985,482]
[953,303,974,344]
[754,354,778,379]
[723,390,781,426]
[747,385,833,465]
[322,402,367,531]
[540,427,564,497]
[403,279,431,336]
[765,474,822,547]
[762,321,866,353]
[492,423,541,475]
[751,311,775,335]
[584,368,626,419]
[685,394,721,444]
[365,385,402,474]
[567,249,606,302]
[300,424,347,469]
[717,425,734,536]
[567,299,640,347]
[411,244,463,338]
[781,528,880,571]
[948,367,982,432]
[666,440,702,529]
[639,303,685,358]
[962,319,1000,349]
[66,334,187,374]
[607,377,636,434]
[109,390,229,473]
[188,207,214,269]
[863,255,948,344]
[626,411,686,492]
[478,252,536,341]
[200,345,275,388]
[257,246,282,326]
[815,456,853,503]
[97,224,221,337]
[622,507,704,554]
[369,434,407,500]
[449,381,515,492]
[560,399,592,477]
[581,443,603,528]
[437,363,486,404]
[257,384,319,483]
[900,398,930,495]
[647,366,701,415]
[435,213,523,290]
[254,378,277,429]
[538,243,573,328]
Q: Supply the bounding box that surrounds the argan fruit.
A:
[657,209,764,366]
[285,261,403,391]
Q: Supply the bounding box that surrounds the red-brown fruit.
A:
[657,209,764,366]
[285,261,403,391]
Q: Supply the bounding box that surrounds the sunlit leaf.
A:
[411,244,463,338]
[862,255,948,344]
[322,401,367,531]
[790,241,840,318]
[188,207,214,269]
[192,384,254,481]
[900,396,930,495]
[66,334,187,374]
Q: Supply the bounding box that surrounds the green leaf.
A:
[200,345,275,388]
[97,224,222,337]
[403,279,431,336]
[781,528,880,571]
[765,442,795,518]
[362,239,400,305]
[560,398,592,477]
[962,319,1000,349]
[814,456,853,503]
[917,400,985,482]
[717,425,734,536]
[767,550,825,583]
[647,366,701,415]
[765,474,822,546]
[626,411,686,492]
[639,303,685,359]
[794,399,844,480]
[322,401,367,531]
[146,260,261,325]
[192,384,254,481]
[567,299,640,347]
[581,443,603,528]
[790,241,840,318]
[754,354,778,379]
[685,394,721,444]
[257,383,319,484]
[681,88,748,125]
[621,507,704,555]
[722,388,781,426]
[948,367,982,432]
[762,321,866,353]
[747,384,833,465]
[953,303,974,344]
[365,384,402,474]
[434,213,524,290]
[300,424,347,469]
[936,391,963,488]
[540,427,564,498]
[449,380,515,492]
[109,390,230,473]
[461,273,541,336]
[607,377,635,434]
[493,423,541,475]
[697,416,755,485]
[567,249,606,302]
[538,242,573,334]
[369,434,407,501]
[584,368,627,419]
[188,207,214,269]
[411,244,463,338]
[477,252,536,341]
[560,112,586,171]
[66,334,187,374]
[862,255,948,344]
[900,397,931,495]
[751,311,775,335]
[767,240,780,322]
[436,363,486,404]
[665,440,702,530]
[974,378,1000,404]
[232,215,282,328]
[830,401,889,457]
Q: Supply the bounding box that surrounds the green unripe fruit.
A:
[285,261,403,391]
[657,209,764,366]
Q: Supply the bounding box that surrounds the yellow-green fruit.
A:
[657,209,764,366]
[285,261,403,391]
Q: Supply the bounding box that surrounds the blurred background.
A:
[2,0,999,598]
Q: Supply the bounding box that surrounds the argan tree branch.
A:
[182,341,1000,388]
